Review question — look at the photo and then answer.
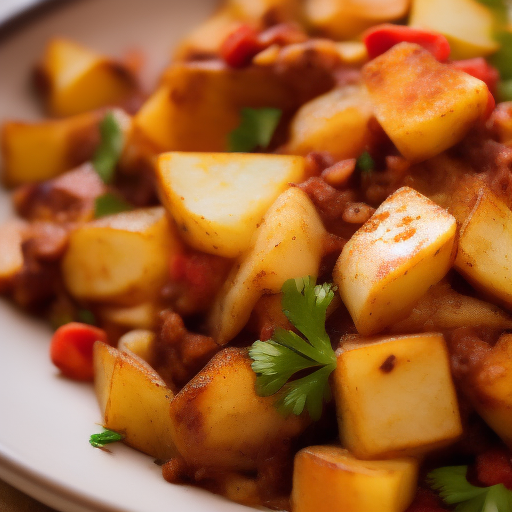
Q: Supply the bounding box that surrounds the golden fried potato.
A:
[37,38,138,117]
[93,341,177,460]
[334,187,456,336]
[169,348,308,470]
[209,187,326,344]
[157,152,305,257]
[292,445,418,512]
[334,333,462,459]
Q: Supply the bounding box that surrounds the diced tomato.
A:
[220,23,262,68]
[168,250,231,314]
[475,446,512,490]
[405,488,449,512]
[363,24,451,62]
[451,58,500,95]
[50,322,108,381]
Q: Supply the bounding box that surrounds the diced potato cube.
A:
[285,85,373,161]
[117,329,155,363]
[173,10,239,61]
[37,38,137,117]
[157,152,305,257]
[209,187,326,345]
[454,187,512,311]
[132,61,297,154]
[100,303,158,331]
[62,207,176,305]
[391,281,512,334]
[292,445,418,512]
[362,42,490,163]
[334,333,463,459]
[1,111,101,186]
[0,220,26,290]
[93,341,177,460]
[468,334,512,448]
[409,0,499,59]
[169,347,308,470]
[305,0,410,40]
[226,0,302,23]
[334,187,456,335]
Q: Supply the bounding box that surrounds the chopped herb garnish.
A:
[92,112,124,184]
[497,79,512,101]
[228,107,282,152]
[428,465,512,512]
[249,276,337,421]
[94,192,132,218]
[77,309,96,325]
[356,151,375,173]
[89,428,124,448]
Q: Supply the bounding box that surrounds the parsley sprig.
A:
[89,428,124,449]
[428,465,512,512]
[92,111,124,184]
[249,277,337,421]
[229,107,282,152]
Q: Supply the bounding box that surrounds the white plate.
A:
[0,1,255,511]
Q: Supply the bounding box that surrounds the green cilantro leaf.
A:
[94,192,132,218]
[92,112,124,184]
[89,428,124,448]
[427,465,512,512]
[228,107,282,152]
[249,276,337,421]
[356,151,374,173]
[77,309,96,325]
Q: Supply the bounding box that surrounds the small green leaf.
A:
[496,79,512,101]
[92,112,124,184]
[94,192,132,218]
[228,107,282,152]
[249,277,337,420]
[89,428,124,448]
[77,309,96,325]
[428,465,512,512]
[356,151,374,173]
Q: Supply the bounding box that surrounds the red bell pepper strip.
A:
[50,322,108,381]
[363,24,451,62]
[451,58,500,96]
[220,23,262,68]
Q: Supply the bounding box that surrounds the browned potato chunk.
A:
[36,38,138,117]
[454,186,512,311]
[209,187,326,345]
[1,111,102,186]
[292,446,418,512]
[62,207,176,305]
[363,43,490,163]
[131,60,326,154]
[169,348,308,470]
[334,333,462,459]
[334,187,457,336]
[305,0,410,40]
[285,85,374,161]
[465,334,512,449]
[93,341,177,460]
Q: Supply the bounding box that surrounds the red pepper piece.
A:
[405,488,449,512]
[50,322,108,381]
[451,58,500,96]
[363,24,451,61]
[220,23,262,68]
[475,446,512,490]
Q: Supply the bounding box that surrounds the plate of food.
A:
[1,0,512,511]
